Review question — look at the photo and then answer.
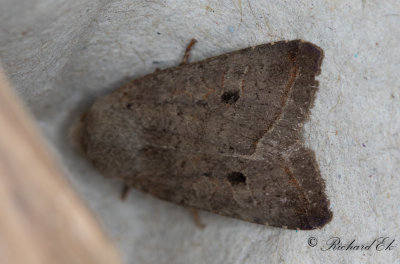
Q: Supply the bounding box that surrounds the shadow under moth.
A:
[75,39,332,230]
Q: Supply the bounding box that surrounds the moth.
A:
[75,39,332,230]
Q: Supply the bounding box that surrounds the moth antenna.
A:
[180,38,197,65]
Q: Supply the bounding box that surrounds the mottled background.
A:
[0,0,399,263]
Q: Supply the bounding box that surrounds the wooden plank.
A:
[0,67,121,264]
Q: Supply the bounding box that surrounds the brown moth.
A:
[75,39,332,230]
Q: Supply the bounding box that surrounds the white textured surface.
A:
[1,0,399,263]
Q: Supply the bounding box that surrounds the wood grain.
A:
[0,67,121,264]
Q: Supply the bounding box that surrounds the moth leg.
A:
[120,184,132,200]
[180,38,197,65]
[189,208,206,229]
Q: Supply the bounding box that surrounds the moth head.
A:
[72,93,143,180]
